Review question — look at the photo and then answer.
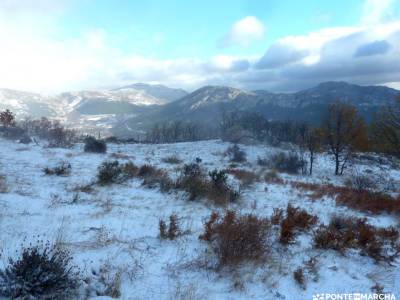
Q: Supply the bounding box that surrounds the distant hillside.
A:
[1,82,399,136]
[113,83,188,103]
[0,83,187,133]
[118,81,400,136]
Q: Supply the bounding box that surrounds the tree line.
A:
[1,96,399,175]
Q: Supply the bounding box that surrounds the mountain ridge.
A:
[117,81,400,136]
[1,81,399,136]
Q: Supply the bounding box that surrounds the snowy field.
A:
[0,138,399,299]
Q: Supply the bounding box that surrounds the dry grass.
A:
[291,181,400,215]
[264,170,285,185]
[162,155,183,164]
[226,168,260,187]
[72,183,95,194]
[109,152,133,160]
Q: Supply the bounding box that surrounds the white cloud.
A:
[0,0,399,94]
[252,21,400,91]
[362,0,395,24]
[219,16,266,47]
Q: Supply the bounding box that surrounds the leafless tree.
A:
[322,102,368,175]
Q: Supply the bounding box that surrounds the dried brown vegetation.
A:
[159,214,182,240]
[314,216,400,263]
[226,168,260,187]
[199,211,270,267]
[275,204,318,245]
[264,170,285,185]
[291,181,400,215]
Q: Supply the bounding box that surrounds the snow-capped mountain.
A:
[113,83,188,103]
[0,89,57,118]
[0,84,189,134]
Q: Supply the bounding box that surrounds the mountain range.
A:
[0,81,398,136]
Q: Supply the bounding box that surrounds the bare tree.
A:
[298,124,322,175]
[322,102,368,175]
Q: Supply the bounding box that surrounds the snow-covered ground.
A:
[0,138,399,299]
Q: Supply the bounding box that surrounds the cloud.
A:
[354,40,391,57]
[250,23,400,91]
[256,43,309,69]
[219,16,266,48]
[362,0,395,24]
[0,1,399,94]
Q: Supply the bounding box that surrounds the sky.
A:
[0,0,400,93]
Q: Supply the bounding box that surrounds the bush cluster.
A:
[0,242,79,299]
[159,214,182,240]
[97,161,124,185]
[97,161,174,192]
[84,136,107,153]
[138,164,174,192]
[43,162,72,176]
[314,216,399,262]
[225,144,247,163]
[268,151,306,174]
[176,164,240,205]
[199,211,271,267]
[272,204,318,245]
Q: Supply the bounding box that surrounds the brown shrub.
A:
[291,181,400,215]
[199,212,219,242]
[199,211,270,267]
[278,204,318,245]
[138,164,158,178]
[121,161,139,178]
[314,216,400,262]
[336,190,400,215]
[159,214,182,240]
[270,208,284,225]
